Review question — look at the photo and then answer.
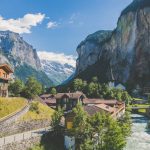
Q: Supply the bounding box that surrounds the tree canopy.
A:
[70,104,131,150]
[22,76,42,99]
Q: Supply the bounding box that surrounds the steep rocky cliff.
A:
[0,31,54,87]
[75,0,150,89]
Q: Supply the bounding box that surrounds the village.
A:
[0,63,127,149]
[0,63,150,150]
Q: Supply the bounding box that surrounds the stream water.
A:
[124,114,150,150]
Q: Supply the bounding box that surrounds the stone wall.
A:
[1,136,41,150]
[0,119,51,137]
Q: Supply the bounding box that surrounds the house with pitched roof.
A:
[55,92,86,111]
[0,64,13,97]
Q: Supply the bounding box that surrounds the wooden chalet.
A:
[55,92,86,111]
[40,94,56,108]
[0,64,13,97]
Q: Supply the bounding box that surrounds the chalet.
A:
[40,92,86,110]
[40,94,56,108]
[55,92,86,111]
[0,64,13,97]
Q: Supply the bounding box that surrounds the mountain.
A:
[38,51,76,85]
[0,31,54,87]
[73,0,150,90]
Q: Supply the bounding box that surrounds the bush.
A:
[29,144,44,150]
[30,102,39,114]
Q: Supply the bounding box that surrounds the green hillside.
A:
[0,97,27,119]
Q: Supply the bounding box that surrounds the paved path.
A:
[0,103,30,128]
[0,126,52,147]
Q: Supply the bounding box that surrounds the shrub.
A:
[30,102,39,114]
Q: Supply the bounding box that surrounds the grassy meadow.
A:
[20,101,55,121]
[0,97,27,119]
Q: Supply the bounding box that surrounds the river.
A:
[124,114,150,150]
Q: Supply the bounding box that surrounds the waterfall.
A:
[127,13,137,53]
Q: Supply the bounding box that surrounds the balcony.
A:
[0,76,11,81]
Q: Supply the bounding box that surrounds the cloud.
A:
[38,51,77,67]
[47,21,58,29]
[0,13,45,34]
[68,13,84,27]
[69,13,78,24]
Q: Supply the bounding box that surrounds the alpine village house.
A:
[0,64,13,97]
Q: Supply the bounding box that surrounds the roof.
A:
[55,92,86,99]
[83,99,118,105]
[0,64,13,73]
[43,98,56,104]
[83,105,109,116]
[40,94,55,99]
[95,104,116,113]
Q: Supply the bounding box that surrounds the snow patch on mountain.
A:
[38,51,76,85]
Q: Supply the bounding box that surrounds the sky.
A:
[0,0,132,55]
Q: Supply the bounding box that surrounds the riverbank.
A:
[124,114,150,150]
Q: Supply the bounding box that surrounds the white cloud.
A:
[38,51,77,67]
[47,21,58,29]
[69,13,78,24]
[0,13,45,34]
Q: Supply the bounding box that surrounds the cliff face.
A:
[0,31,41,69]
[76,0,150,88]
[0,31,53,87]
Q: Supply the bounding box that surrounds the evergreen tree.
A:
[51,107,64,134]
[92,76,98,83]
[73,78,83,92]
[103,118,126,150]
[71,104,92,149]
[87,82,99,98]
[50,88,57,95]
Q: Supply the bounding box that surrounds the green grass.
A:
[127,104,149,114]
[131,104,150,107]
[20,101,55,121]
[138,109,146,113]
[132,98,143,101]
[0,97,27,119]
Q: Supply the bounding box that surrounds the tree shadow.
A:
[40,131,64,150]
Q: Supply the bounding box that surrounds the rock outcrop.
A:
[0,31,41,69]
[75,0,150,89]
[0,31,54,86]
